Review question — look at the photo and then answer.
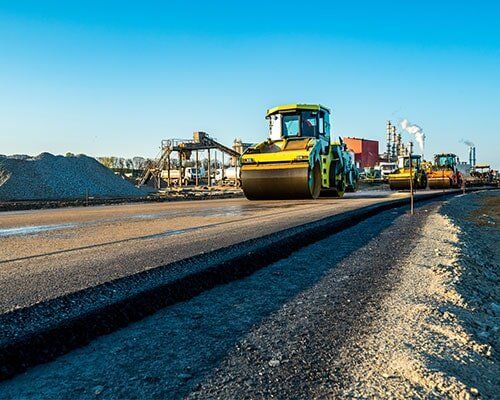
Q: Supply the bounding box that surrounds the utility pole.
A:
[442,161,445,193]
[409,141,414,215]
[167,153,171,187]
[222,152,225,186]
[179,152,183,187]
[207,149,211,187]
[386,121,392,162]
[195,150,199,187]
[214,150,218,185]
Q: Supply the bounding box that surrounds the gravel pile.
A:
[0,153,150,201]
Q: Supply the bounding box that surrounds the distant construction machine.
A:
[388,155,428,190]
[427,153,462,189]
[240,104,358,200]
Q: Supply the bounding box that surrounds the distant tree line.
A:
[98,156,235,172]
[97,157,153,171]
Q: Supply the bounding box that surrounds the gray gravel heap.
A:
[0,153,150,201]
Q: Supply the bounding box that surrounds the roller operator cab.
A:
[388,155,428,190]
[240,104,358,200]
[427,153,462,189]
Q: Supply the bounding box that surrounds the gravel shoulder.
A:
[318,190,500,399]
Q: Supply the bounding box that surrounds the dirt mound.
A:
[0,153,150,201]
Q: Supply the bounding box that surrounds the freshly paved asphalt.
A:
[0,190,429,313]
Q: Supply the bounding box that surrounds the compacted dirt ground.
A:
[0,190,497,399]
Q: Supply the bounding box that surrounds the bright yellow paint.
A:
[241,149,309,164]
[388,171,414,181]
[266,103,330,117]
[241,162,308,171]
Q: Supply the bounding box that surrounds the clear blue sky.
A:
[1,1,499,167]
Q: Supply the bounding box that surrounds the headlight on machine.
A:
[241,158,255,164]
[294,155,309,161]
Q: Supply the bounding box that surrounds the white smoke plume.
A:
[460,139,474,147]
[401,119,425,152]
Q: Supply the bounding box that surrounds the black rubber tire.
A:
[345,170,357,192]
[420,175,427,189]
[326,162,345,197]
[336,176,346,197]
[308,164,322,199]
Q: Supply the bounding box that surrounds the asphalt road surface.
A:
[0,190,432,313]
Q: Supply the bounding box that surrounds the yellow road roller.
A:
[427,153,462,189]
[240,104,358,200]
[388,155,427,190]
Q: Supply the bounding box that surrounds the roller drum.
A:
[428,178,451,190]
[241,164,314,200]
[388,178,412,191]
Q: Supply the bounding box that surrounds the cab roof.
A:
[400,154,422,159]
[266,103,330,117]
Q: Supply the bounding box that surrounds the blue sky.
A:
[1,1,499,167]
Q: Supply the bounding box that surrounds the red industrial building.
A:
[343,137,379,168]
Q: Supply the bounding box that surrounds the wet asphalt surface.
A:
[0,192,417,313]
[0,197,434,399]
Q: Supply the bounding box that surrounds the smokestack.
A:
[468,146,473,166]
[386,121,392,162]
[472,146,476,167]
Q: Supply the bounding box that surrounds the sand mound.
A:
[0,153,150,201]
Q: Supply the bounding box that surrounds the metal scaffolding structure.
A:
[139,131,242,188]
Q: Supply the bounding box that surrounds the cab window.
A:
[402,157,420,168]
[282,111,321,138]
[437,155,454,167]
[324,112,330,135]
[301,111,318,137]
[282,114,300,137]
[319,110,330,138]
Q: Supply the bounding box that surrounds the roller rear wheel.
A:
[323,162,345,197]
[308,164,322,199]
[345,170,357,192]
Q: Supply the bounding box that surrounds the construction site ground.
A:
[0,190,497,399]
